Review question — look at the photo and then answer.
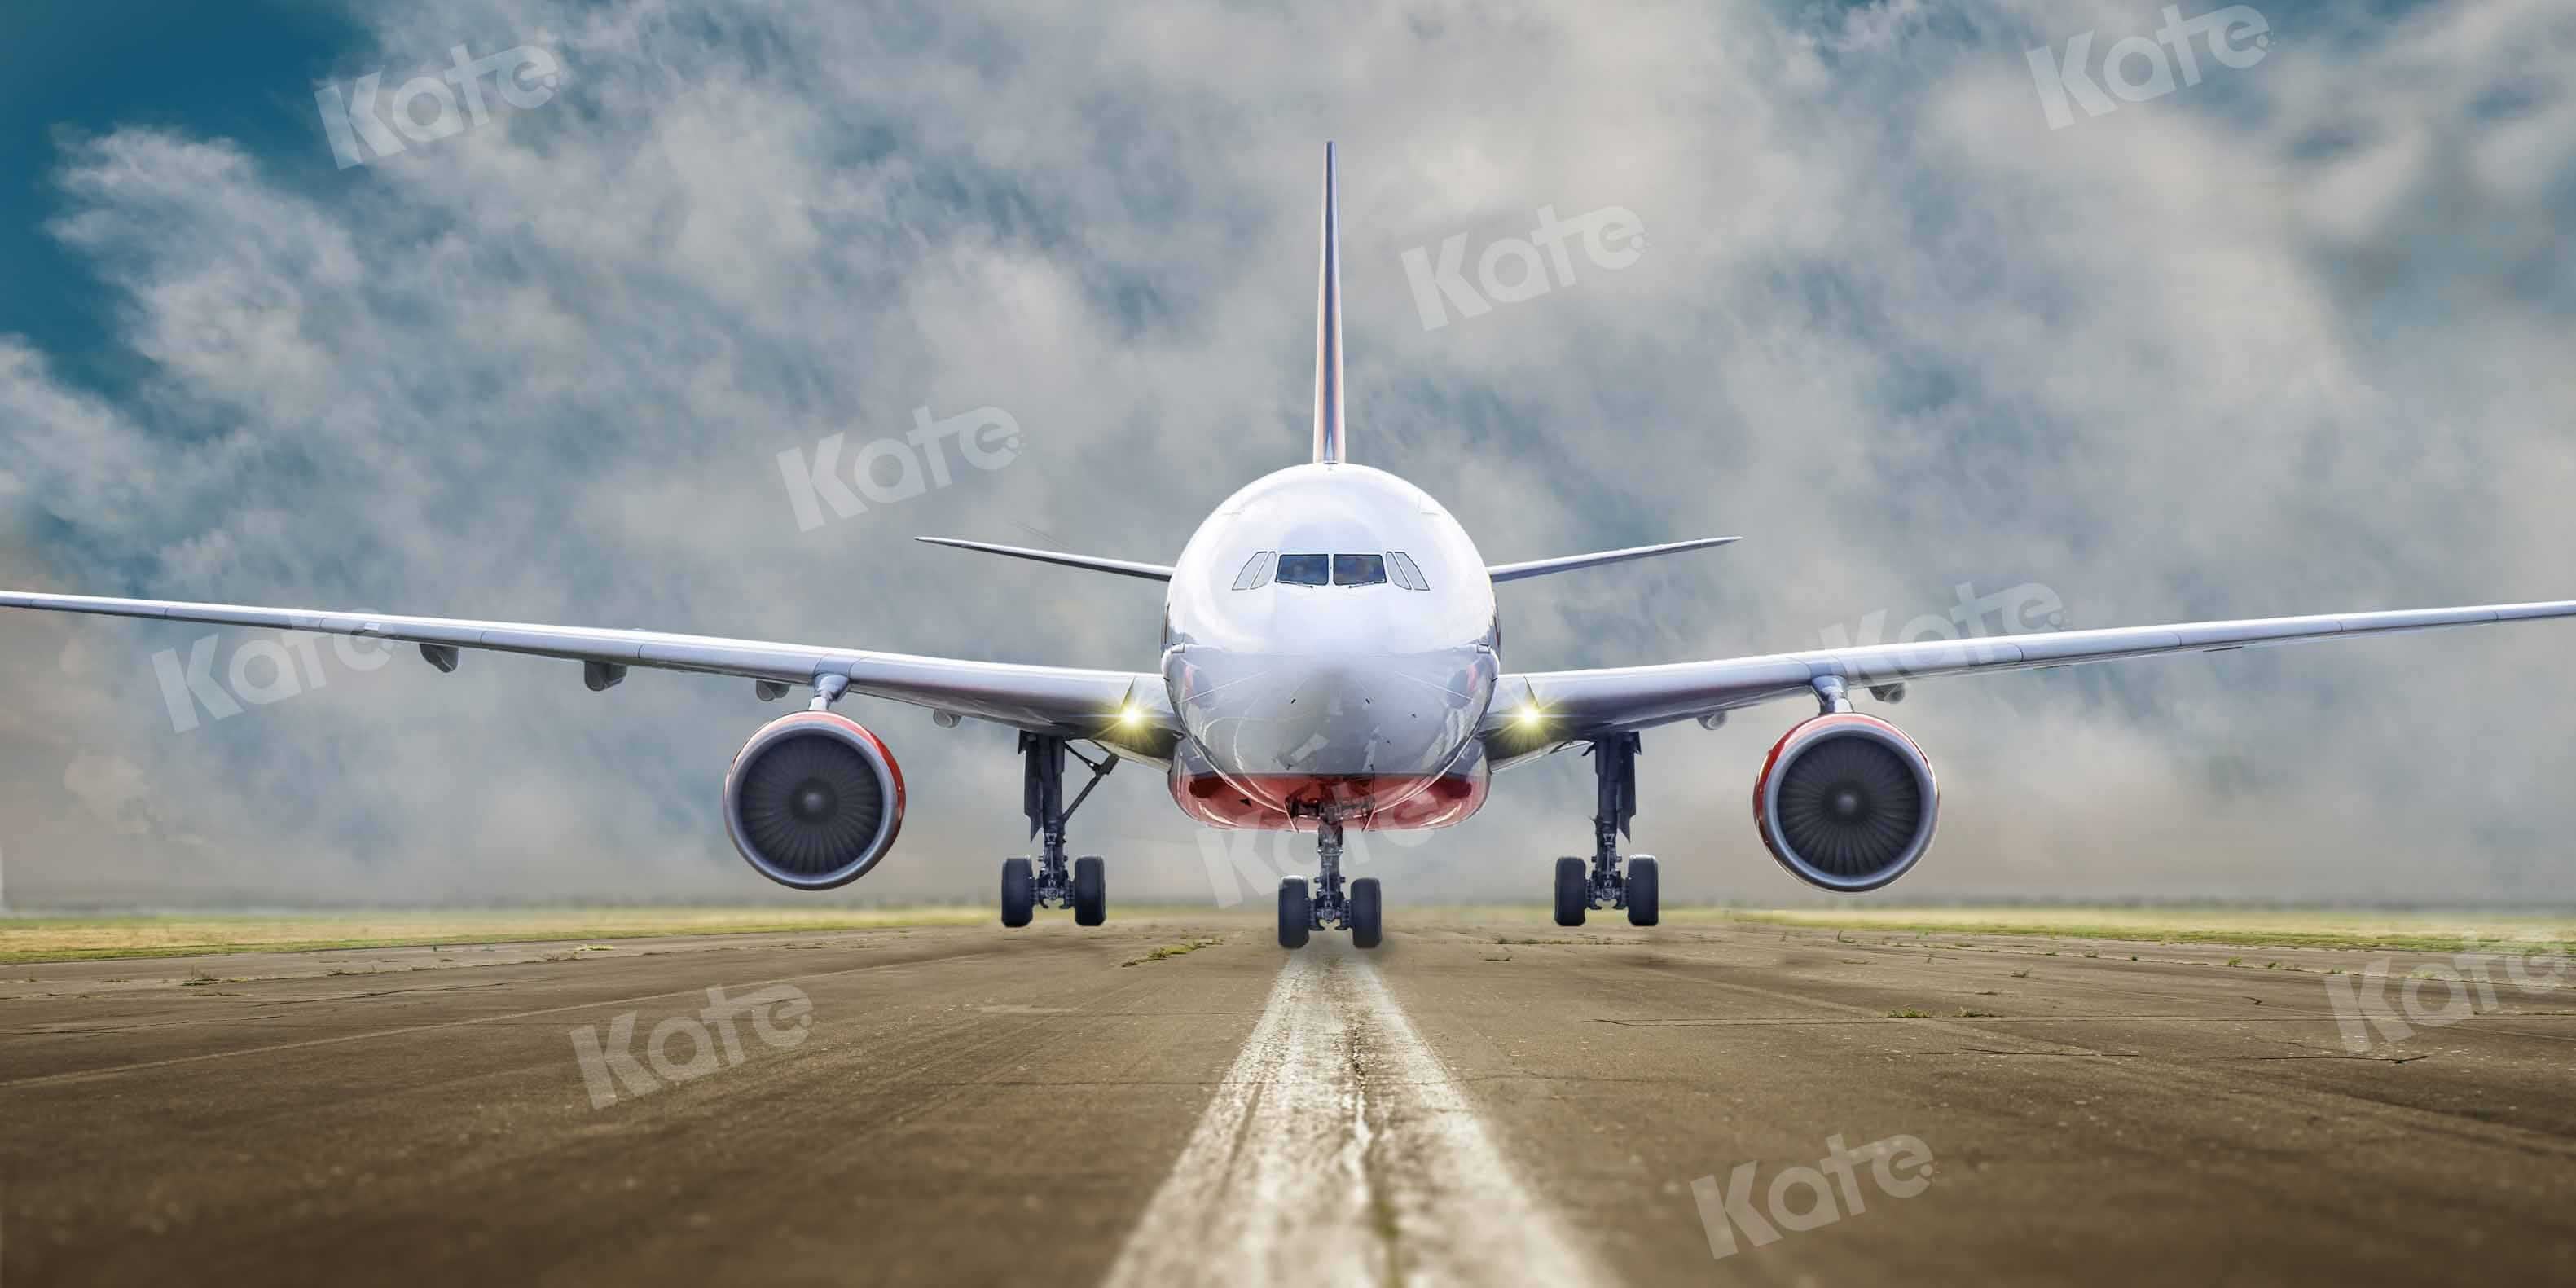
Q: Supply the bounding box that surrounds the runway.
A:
[2,913,2572,1285]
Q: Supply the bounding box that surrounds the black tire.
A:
[1000,858,1035,928]
[1554,856,1589,927]
[1625,857,1659,927]
[1277,877,1312,949]
[1072,855,1107,927]
[1350,877,1383,950]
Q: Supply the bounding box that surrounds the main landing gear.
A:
[1000,733,1117,928]
[1554,732,1659,928]
[1278,817,1383,951]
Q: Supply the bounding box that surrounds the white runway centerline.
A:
[1101,952,1608,1288]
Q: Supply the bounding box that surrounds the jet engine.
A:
[724,711,906,890]
[1752,712,1938,892]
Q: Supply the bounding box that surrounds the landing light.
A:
[1117,705,1143,727]
[1514,705,1544,728]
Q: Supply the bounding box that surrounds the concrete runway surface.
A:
[2,913,2572,1286]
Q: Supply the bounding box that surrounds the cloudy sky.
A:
[1,0,2570,909]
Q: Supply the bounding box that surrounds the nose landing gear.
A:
[1277,817,1383,949]
[1553,732,1659,927]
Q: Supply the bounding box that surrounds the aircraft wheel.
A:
[1000,858,1035,928]
[1277,877,1312,949]
[1625,857,1659,927]
[1553,857,1588,927]
[1350,877,1383,949]
[1072,855,1107,927]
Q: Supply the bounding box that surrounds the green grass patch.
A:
[0,907,992,964]
[1686,907,2573,952]
[1123,938,1219,966]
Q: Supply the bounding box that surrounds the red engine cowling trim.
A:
[723,710,906,889]
[1752,710,1938,891]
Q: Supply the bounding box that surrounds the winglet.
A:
[1312,141,1346,464]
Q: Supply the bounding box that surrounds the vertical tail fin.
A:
[1312,142,1346,464]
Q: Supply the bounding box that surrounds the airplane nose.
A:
[1167,647,1493,778]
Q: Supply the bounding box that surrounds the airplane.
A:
[7,143,2576,951]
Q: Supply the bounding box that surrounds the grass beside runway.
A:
[7,903,2566,963]
[1664,905,2574,952]
[1370,904,2569,952]
[0,906,995,963]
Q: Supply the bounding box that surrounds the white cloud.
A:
[1,0,2572,906]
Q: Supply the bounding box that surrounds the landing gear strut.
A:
[1554,732,1659,927]
[1001,732,1116,927]
[1277,817,1383,950]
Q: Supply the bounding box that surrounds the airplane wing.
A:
[1490,598,2576,741]
[0,589,1167,737]
[1486,537,1740,582]
[914,538,1175,581]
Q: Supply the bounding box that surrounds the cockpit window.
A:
[1232,551,1277,590]
[1276,553,1330,586]
[1268,552,1403,587]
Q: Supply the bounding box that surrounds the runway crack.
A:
[1912,1048,2141,1058]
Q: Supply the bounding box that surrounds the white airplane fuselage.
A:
[1161,462,1500,831]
